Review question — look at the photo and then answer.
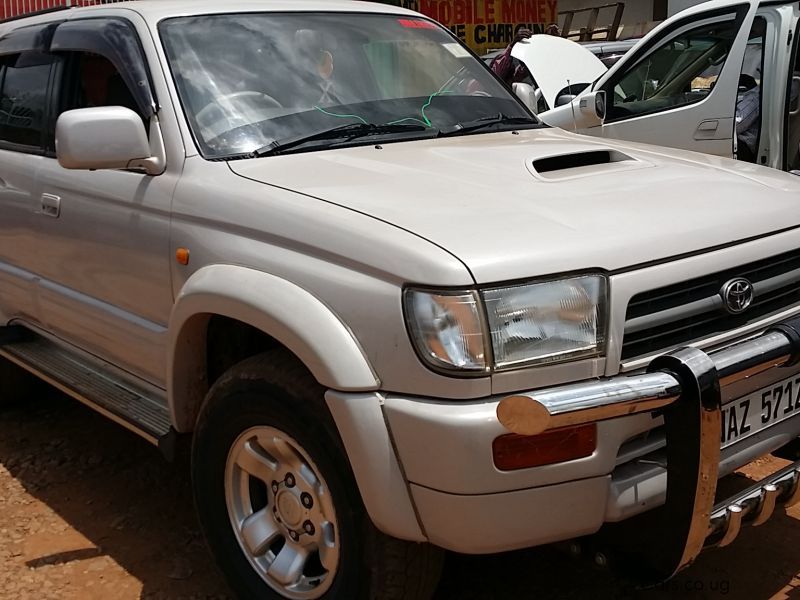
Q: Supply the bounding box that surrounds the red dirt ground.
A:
[1,389,798,599]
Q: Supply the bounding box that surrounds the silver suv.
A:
[2,1,800,599]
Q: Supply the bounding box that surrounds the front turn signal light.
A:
[492,423,597,471]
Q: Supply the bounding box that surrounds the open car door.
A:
[541,0,759,159]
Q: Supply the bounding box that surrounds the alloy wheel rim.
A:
[225,425,339,599]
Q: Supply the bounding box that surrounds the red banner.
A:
[390,0,558,54]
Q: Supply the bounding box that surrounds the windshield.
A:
[159,12,534,158]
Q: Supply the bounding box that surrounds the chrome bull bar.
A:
[496,330,792,437]
[707,460,800,547]
[496,318,800,582]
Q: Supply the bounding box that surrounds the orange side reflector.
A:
[176,247,190,265]
[492,423,597,471]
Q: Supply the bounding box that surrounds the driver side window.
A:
[606,17,739,122]
[61,52,141,115]
[48,51,145,153]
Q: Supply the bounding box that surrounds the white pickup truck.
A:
[538,0,800,173]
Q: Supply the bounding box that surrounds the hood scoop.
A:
[529,149,646,181]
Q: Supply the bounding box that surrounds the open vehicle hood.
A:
[229,128,800,284]
[511,35,607,109]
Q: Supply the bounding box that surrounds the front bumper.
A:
[409,476,610,554]
[330,318,800,579]
[497,319,800,580]
[488,318,800,579]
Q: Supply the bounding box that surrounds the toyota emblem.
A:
[720,277,754,314]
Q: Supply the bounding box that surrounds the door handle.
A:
[697,119,719,132]
[40,193,61,218]
[693,119,720,141]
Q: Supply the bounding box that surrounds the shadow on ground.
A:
[2,390,800,599]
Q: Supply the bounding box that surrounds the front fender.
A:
[168,264,379,431]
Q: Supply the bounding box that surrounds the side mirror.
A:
[512,82,539,114]
[56,106,156,173]
[538,90,606,131]
[577,90,606,126]
[555,94,576,107]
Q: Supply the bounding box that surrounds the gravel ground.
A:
[2,386,800,599]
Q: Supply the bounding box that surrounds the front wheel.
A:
[192,351,443,600]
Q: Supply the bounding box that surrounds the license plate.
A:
[721,374,800,448]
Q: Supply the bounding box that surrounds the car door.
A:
[538,1,758,157]
[31,17,177,387]
[782,4,800,171]
[595,1,758,157]
[0,24,62,329]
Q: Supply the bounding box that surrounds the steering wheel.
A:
[196,91,283,127]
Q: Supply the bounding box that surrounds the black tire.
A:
[192,350,444,600]
[0,356,44,406]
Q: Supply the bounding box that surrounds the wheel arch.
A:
[167,264,380,432]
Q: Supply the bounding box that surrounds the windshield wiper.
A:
[438,113,539,137]
[251,122,431,157]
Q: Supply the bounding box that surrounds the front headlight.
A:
[404,275,606,374]
[404,289,488,372]
[483,275,607,368]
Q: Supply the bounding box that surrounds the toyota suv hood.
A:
[229,128,800,284]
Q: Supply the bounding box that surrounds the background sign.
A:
[390,0,559,55]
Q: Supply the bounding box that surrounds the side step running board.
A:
[0,327,175,457]
[0,324,32,345]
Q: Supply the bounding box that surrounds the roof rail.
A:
[0,5,72,25]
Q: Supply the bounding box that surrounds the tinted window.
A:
[605,18,738,121]
[0,52,53,147]
[45,51,144,153]
[61,52,141,114]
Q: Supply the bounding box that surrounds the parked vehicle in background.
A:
[539,0,800,173]
[482,37,637,69]
[510,34,608,112]
[483,36,637,113]
[580,37,638,67]
[4,1,800,600]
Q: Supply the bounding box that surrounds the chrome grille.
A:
[621,249,800,360]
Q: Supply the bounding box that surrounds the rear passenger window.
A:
[0,52,54,148]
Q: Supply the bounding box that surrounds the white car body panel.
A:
[229,127,800,285]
